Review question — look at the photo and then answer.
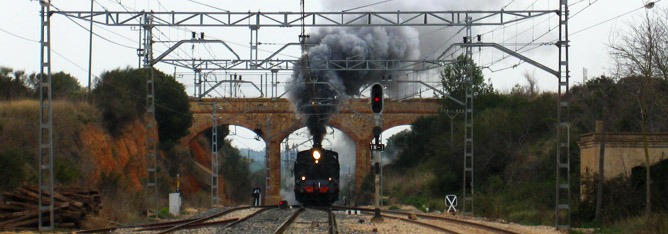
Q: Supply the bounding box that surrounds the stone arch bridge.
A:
[186,98,441,204]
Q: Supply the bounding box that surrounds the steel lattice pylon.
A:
[142,14,159,218]
[38,2,54,231]
[462,16,475,217]
[556,0,571,230]
[211,103,221,207]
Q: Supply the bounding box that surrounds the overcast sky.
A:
[0,0,661,149]
[1,0,660,92]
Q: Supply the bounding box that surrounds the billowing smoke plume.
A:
[286,27,420,145]
[318,1,503,58]
[330,131,356,194]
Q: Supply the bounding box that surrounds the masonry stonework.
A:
[578,126,668,199]
[186,98,441,204]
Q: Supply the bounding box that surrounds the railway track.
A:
[78,205,523,233]
[333,206,520,234]
[384,210,520,234]
[275,206,337,234]
[76,206,271,233]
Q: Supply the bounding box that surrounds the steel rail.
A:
[383,210,520,234]
[221,206,276,229]
[75,217,198,233]
[366,211,461,234]
[137,218,239,231]
[334,206,519,234]
[327,207,338,234]
[306,206,339,234]
[158,205,271,234]
[273,207,304,234]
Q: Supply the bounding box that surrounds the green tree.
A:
[154,72,193,147]
[219,139,251,202]
[439,54,494,104]
[92,68,146,135]
[51,72,84,100]
[92,68,192,146]
[0,67,33,101]
[0,150,28,191]
[610,9,668,216]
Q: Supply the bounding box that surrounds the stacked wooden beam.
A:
[0,184,102,230]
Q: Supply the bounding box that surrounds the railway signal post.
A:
[370,84,384,222]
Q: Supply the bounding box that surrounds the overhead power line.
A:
[571,2,659,36]
[0,27,39,42]
[184,0,229,12]
[343,0,394,12]
[49,3,135,49]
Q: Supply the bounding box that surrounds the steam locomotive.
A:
[293,145,340,205]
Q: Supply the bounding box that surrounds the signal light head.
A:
[371,83,383,113]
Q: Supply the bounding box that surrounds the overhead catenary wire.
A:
[49,3,136,49]
[479,0,629,73]
[184,0,229,12]
[0,22,191,116]
[0,27,38,43]
[571,1,662,36]
[502,0,518,10]
[342,0,394,12]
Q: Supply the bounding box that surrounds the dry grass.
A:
[383,168,435,201]
[607,214,668,234]
[1,99,101,185]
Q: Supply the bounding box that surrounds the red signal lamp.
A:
[279,200,288,209]
[370,83,383,113]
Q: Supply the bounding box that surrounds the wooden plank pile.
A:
[0,184,102,230]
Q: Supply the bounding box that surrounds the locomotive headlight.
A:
[312,150,321,160]
[301,176,306,181]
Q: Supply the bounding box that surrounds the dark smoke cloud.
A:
[317,0,503,59]
[286,27,420,145]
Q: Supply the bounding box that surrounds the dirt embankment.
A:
[0,100,211,197]
[79,119,148,191]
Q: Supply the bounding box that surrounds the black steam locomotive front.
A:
[293,146,340,205]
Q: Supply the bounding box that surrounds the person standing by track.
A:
[251,185,261,206]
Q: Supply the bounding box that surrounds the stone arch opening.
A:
[373,125,411,165]
[357,125,411,204]
[188,124,267,205]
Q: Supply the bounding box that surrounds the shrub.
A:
[92,67,192,147]
[220,139,251,202]
[55,157,80,185]
[92,68,145,136]
[0,150,28,191]
[158,207,172,218]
